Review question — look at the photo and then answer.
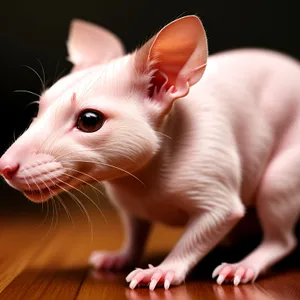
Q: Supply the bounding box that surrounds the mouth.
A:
[23,181,73,202]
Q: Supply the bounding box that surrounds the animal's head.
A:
[0,15,208,202]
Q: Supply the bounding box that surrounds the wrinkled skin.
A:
[1,16,300,290]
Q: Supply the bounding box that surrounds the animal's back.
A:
[169,49,300,206]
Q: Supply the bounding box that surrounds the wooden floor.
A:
[0,204,300,300]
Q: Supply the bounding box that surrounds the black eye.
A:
[77,110,105,133]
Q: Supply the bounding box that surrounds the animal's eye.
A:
[76,110,105,133]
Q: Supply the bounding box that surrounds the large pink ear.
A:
[67,19,125,72]
[135,15,207,106]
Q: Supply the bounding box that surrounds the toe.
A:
[212,263,226,278]
[164,271,175,290]
[149,270,163,291]
[126,269,140,282]
[129,271,146,289]
[212,266,222,279]
[234,267,245,286]
[149,279,158,291]
[233,275,241,286]
[129,279,139,289]
[217,275,225,285]
[217,266,233,285]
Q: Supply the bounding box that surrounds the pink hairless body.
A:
[1,16,300,290]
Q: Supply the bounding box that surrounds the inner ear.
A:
[148,70,170,98]
[135,15,208,101]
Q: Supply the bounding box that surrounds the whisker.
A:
[26,100,40,108]
[83,181,100,207]
[27,172,44,197]
[62,160,145,187]
[41,198,55,240]
[155,131,172,140]
[55,148,136,164]
[38,198,49,227]
[53,63,70,85]
[20,64,45,91]
[41,198,54,239]
[62,173,108,224]
[55,181,94,241]
[26,170,68,232]
[23,175,48,230]
[46,201,50,225]
[53,58,61,85]
[28,174,53,228]
[39,195,50,227]
[99,161,145,187]
[62,167,105,189]
[24,173,59,240]
[37,58,46,91]
[14,90,41,98]
[23,177,31,193]
[63,172,106,198]
[52,197,59,230]
[55,182,89,217]
[54,194,75,227]
[12,127,17,143]
[41,173,75,227]
[56,177,107,225]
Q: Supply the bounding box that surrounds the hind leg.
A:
[89,212,151,270]
[213,148,300,285]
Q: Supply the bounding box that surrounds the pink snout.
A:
[0,158,19,180]
[0,151,68,202]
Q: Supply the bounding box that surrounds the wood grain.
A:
[0,207,299,300]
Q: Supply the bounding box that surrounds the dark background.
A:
[0,0,300,212]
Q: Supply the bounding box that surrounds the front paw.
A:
[89,250,138,271]
[126,264,186,290]
[212,262,258,286]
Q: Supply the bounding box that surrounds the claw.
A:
[217,275,225,285]
[126,265,179,290]
[126,269,141,282]
[165,271,175,289]
[126,271,137,282]
[129,279,138,289]
[212,264,224,278]
[234,275,241,286]
[149,279,158,291]
[164,279,170,290]
[213,262,257,286]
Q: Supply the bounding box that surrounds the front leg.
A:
[89,212,152,270]
[126,194,245,290]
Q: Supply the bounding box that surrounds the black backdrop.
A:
[0,0,300,211]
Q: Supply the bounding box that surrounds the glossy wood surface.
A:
[0,206,299,300]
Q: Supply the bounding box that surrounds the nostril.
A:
[2,164,19,180]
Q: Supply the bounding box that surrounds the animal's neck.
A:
[106,102,186,190]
